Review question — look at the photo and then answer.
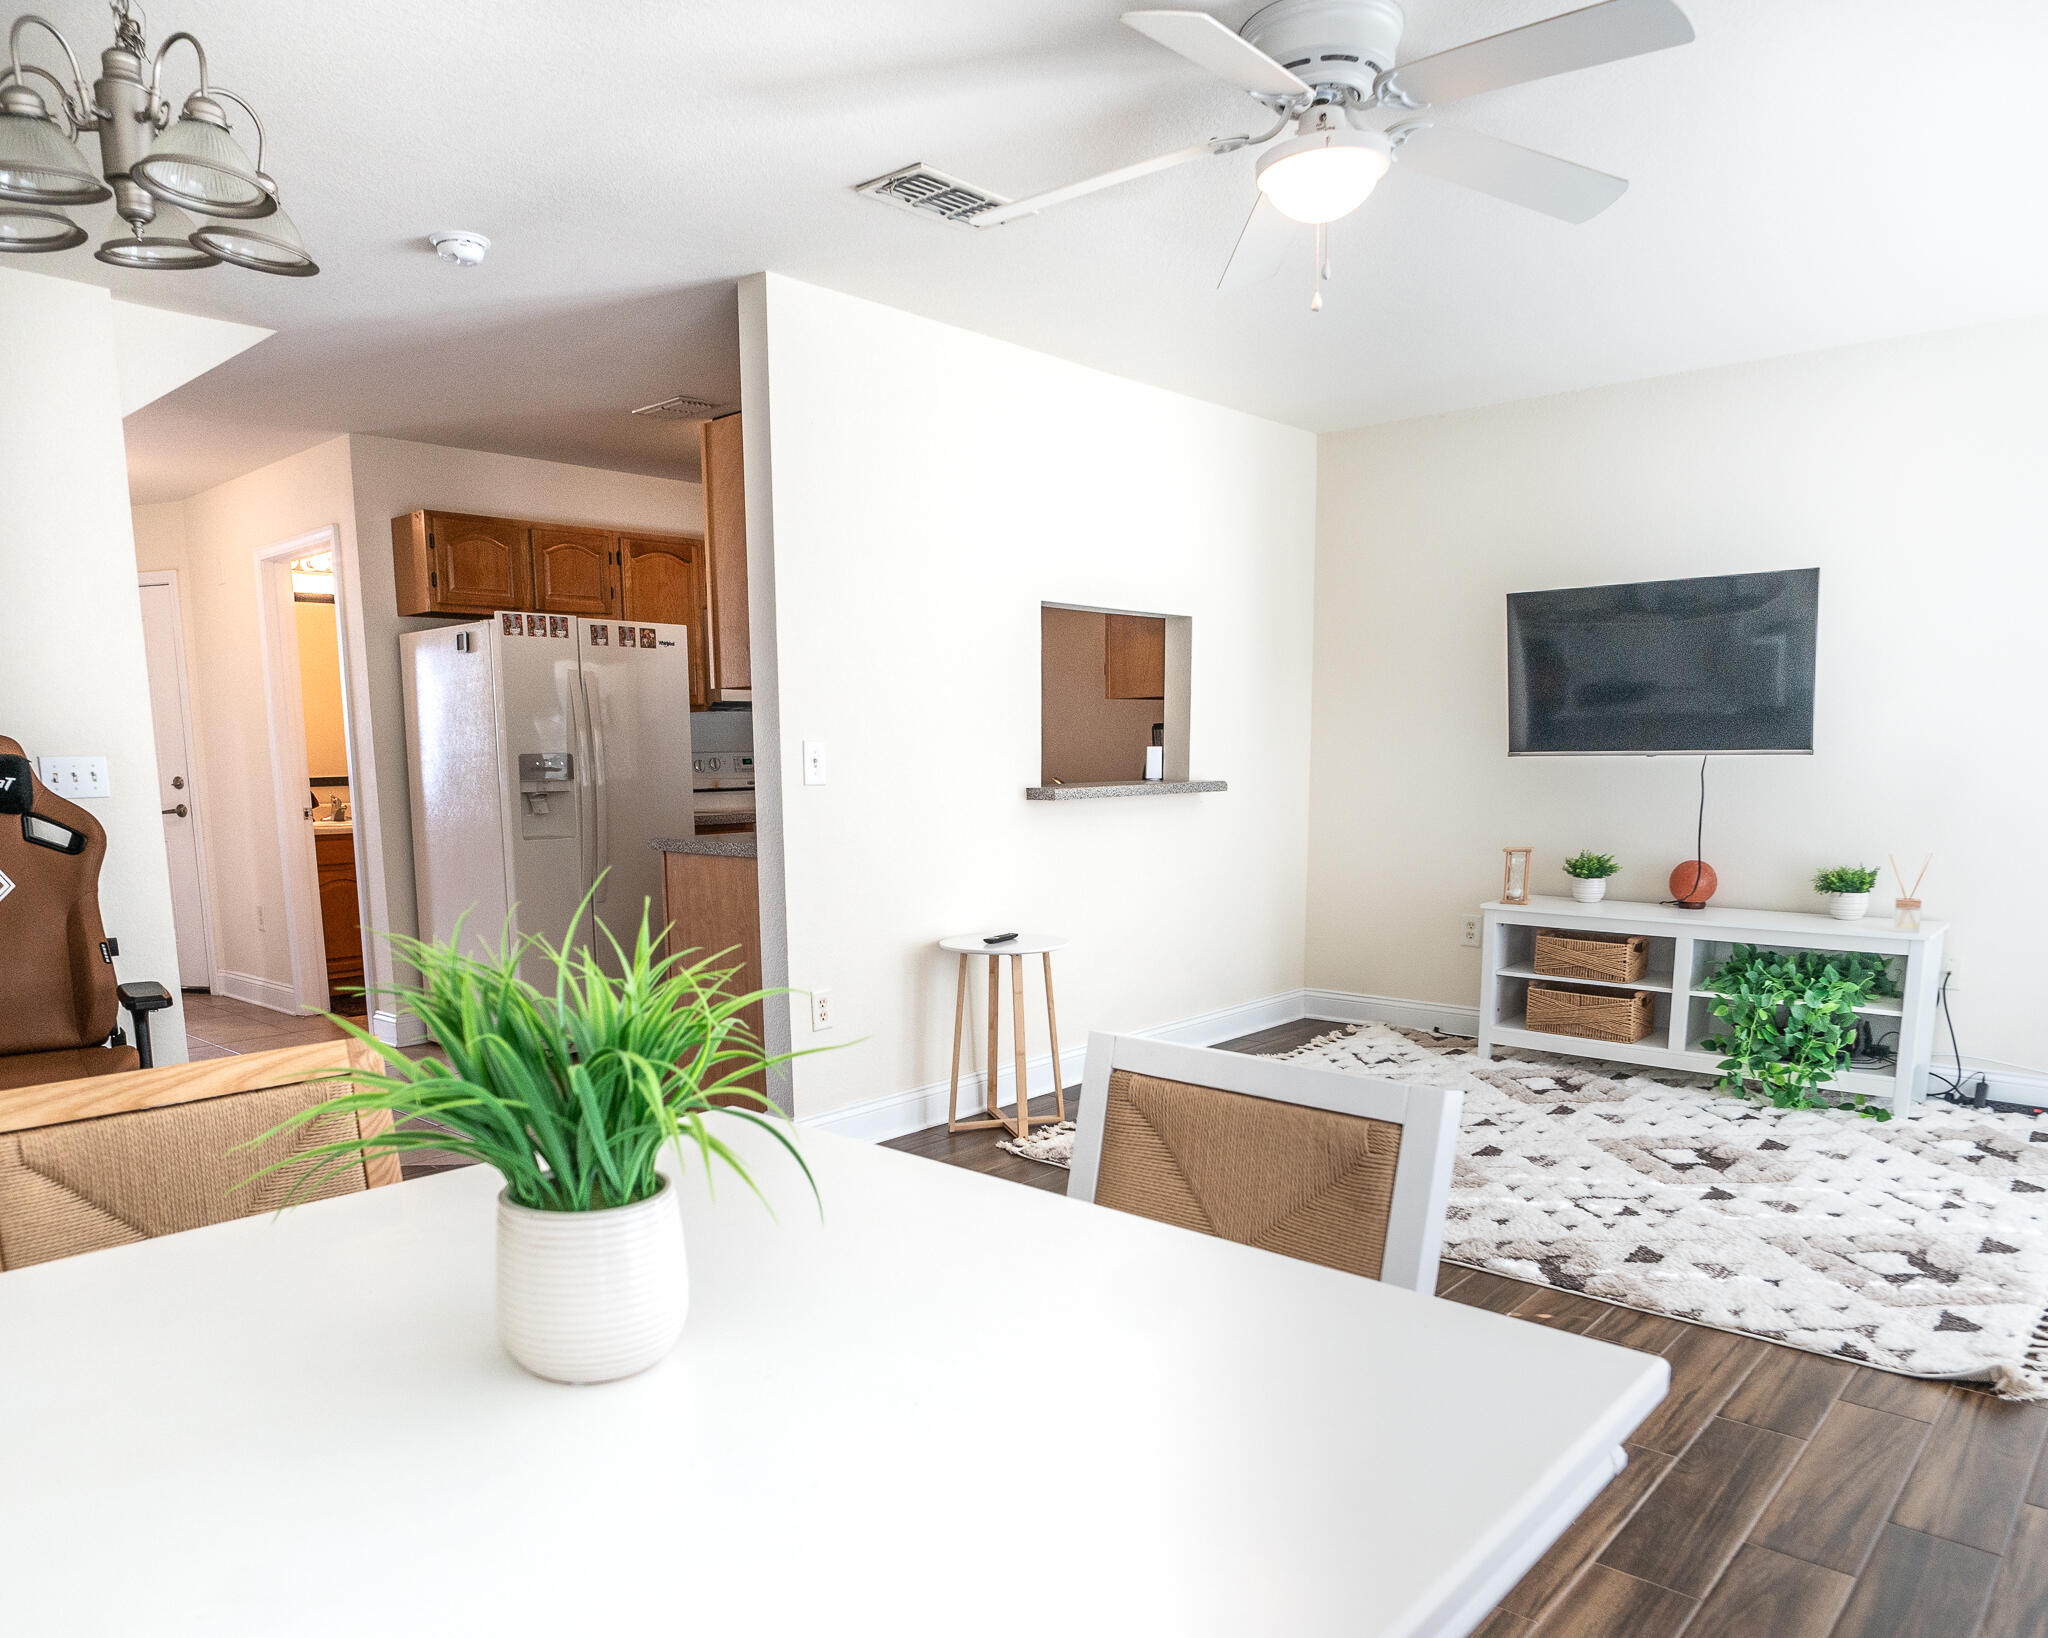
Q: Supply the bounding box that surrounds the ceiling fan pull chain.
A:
[1310,222,1326,312]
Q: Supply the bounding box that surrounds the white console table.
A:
[1477,897,1948,1115]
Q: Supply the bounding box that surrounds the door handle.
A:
[161,804,188,818]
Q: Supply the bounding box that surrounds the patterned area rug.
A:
[1285,1024,2048,1398]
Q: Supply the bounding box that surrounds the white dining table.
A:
[0,1123,1666,1637]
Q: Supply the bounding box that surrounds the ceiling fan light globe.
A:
[191,202,317,276]
[95,203,221,270]
[1256,129,1391,224]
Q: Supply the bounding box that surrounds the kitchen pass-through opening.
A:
[1039,604,1192,788]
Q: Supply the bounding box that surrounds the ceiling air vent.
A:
[631,396,731,421]
[855,163,1009,226]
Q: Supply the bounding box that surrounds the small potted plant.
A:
[1563,850,1621,904]
[245,901,816,1385]
[1813,864,1879,921]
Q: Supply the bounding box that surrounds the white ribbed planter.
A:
[1823,892,1871,922]
[496,1177,687,1384]
[1569,879,1608,903]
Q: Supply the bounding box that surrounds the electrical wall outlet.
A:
[810,989,833,1032]
[1459,915,1481,949]
[802,740,828,786]
[38,755,109,799]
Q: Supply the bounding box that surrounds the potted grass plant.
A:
[1563,850,1621,903]
[1813,864,1879,921]
[245,902,814,1385]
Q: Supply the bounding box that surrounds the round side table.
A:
[937,933,1070,1138]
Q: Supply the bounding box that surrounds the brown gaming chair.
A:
[0,738,172,1092]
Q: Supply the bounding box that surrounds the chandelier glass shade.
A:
[0,199,86,250]
[0,86,113,205]
[191,201,316,276]
[129,94,274,219]
[96,201,218,269]
[0,5,313,273]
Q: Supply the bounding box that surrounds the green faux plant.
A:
[1563,851,1621,880]
[1813,864,1880,895]
[241,901,818,1213]
[1700,944,1900,1121]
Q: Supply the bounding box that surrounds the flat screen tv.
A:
[1507,569,1818,755]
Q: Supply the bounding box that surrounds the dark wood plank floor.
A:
[882,1017,2048,1638]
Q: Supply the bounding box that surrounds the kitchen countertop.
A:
[1024,780,1228,801]
[652,833,758,859]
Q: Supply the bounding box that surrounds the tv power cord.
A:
[1926,972,2048,1118]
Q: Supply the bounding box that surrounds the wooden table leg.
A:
[946,952,968,1132]
[1010,953,1030,1138]
[985,954,1002,1128]
[1043,951,1065,1124]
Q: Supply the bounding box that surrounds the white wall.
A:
[137,437,701,1023]
[1308,315,2048,1073]
[753,274,1318,1121]
[1,269,186,1061]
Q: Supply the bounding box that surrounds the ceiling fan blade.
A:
[1381,0,1693,108]
[1122,10,1312,98]
[1392,123,1628,223]
[1218,193,1294,289]
[972,140,1226,227]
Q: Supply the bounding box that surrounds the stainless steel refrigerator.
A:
[400,612,694,975]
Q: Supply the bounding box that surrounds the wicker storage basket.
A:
[1525,982,1657,1044]
[1532,929,1651,985]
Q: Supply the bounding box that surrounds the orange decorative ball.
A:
[1669,860,1718,908]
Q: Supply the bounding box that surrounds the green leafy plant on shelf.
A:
[1813,864,1880,894]
[241,902,819,1213]
[1700,944,1900,1122]
[1563,851,1621,880]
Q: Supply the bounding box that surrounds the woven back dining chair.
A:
[1066,1032,1462,1293]
[0,1040,397,1272]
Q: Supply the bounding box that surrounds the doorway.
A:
[254,528,370,1016]
[137,570,216,991]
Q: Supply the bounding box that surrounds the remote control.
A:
[983,932,1019,945]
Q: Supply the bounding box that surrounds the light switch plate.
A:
[802,740,828,786]
[39,755,110,799]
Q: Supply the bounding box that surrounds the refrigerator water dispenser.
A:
[516,751,576,838]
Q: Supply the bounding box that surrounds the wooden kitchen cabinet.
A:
[314,830,365,1013]
[1104,614,1166,700]
[662,849,764,1097]
[699,412,751,699]
[392,510,531,616]
[620,533,710,709]
[531,524,619,616]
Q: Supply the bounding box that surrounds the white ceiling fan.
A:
[860,0,1695,308]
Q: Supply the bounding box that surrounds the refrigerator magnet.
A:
[526,614,545,637]
[639,628,657,648]
[588,623,608,646]
[501,613,519,636]
[620,626,638,647]
[549,616,569,639]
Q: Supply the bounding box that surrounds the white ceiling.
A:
[26,0,2040,502]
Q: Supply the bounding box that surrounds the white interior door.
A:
[138,573,213,988]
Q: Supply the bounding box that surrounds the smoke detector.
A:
[428,230,491,267]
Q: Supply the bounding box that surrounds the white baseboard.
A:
[1304,988,1480,1039]
[1129,990,1306,1048]
[371,1008,431,1048]
[798,990,1313,1142]
[213,970,297,1014]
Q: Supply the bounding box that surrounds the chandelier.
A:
[0,1,315,274]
